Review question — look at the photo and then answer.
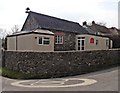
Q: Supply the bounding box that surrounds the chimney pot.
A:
[83,21,87,26]
[92,21,95,24]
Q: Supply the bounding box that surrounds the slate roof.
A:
[83,26,96,35]
[21,11,89,34]
[87,23,111,34]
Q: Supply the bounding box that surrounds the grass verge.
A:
[0,67,33,79]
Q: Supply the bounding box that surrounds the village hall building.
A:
[7,11,112,52]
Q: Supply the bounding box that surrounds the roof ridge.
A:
[29,11,79,25]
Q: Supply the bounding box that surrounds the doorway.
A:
[77,37,85,51]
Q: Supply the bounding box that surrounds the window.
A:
[106,39,109,46]
[78,37,85,39]
[43,37,50,45]
[38,37,50,45]
[38,37,42,44]
[96,40,98,45]
[55,35,63,44]
[77,37,85,51]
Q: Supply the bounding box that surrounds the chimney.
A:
[111,27,115,29]
[92,21,95,25]
[83,21,87,26]
[25,7,30,13]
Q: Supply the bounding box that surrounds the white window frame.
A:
[55,35,63,44]
[37,37,50,45]
[106,39,109,46]
[77,37,85,51]
[96,40,98,45]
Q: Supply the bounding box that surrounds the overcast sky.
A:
[0,0,119,33]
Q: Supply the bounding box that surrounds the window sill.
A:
[55,43,63,45]
[38,44,50,46]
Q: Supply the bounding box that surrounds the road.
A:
[1,67,119,92]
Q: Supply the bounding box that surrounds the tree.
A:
[0,28,8,39]
[11,25,19,34]
[96,22,107,26]
[2,37,7,50]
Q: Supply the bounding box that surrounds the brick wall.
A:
[3,50,120,78]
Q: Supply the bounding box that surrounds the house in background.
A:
[82,21,120,48]
[82,21,112,36]
[7,11,112,52]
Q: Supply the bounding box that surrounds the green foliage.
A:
[108,34,120,48]
[0,67,33,79]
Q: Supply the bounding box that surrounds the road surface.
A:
[1,67,119,92]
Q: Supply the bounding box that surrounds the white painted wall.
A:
[7,34,54,52]
[76,34,112,51]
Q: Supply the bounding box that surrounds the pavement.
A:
[1,67,119,92]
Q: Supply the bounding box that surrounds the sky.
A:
[0,0,119,35]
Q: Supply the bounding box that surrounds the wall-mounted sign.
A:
[90,38,94,43]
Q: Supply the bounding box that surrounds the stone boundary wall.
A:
[3,50,120,78]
